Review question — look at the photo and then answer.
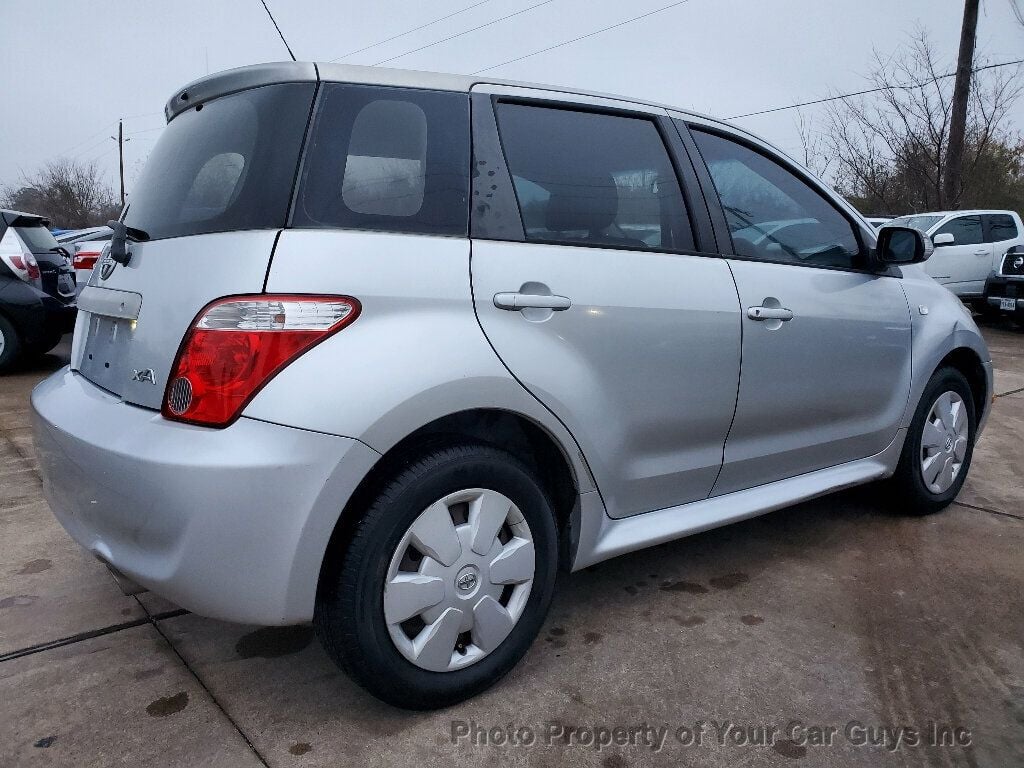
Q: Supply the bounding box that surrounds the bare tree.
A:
[808,29,1023,214]
[1011,0,1024,27]
[1,159,122,229]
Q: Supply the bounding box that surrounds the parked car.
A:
[982,244,1024,325]
[865,216,892,229]
[56,226,114,290]
[885,210,1024,307]
[31,63,992,709]
[0,210,77,371]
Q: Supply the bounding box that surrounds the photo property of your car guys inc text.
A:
[1,0,1022,766]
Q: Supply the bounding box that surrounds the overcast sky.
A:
[2,0,1022,194]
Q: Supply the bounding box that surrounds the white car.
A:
[56,227,113,291]
[865,217,892,229]
[885,210,1024,304]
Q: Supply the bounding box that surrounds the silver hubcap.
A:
[383,488,535,672]
[0,326,5,357]
[920,391,969,494]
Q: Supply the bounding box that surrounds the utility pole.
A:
[943,0,980,208]
[111,119,129,208]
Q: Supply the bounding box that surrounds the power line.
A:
[258,0,296,61]
[473,0,691,74]
[728,57,1024,119]
[373,0,555,66]
[328,0,494,62]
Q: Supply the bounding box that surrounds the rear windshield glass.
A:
[293,84,469,237]
[124,83,316,241]
[14,225,60,253]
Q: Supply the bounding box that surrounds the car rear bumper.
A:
[31,368,380,625]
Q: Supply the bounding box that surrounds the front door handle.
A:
[747,305,794,321]
[494,292,572,311]
[974,249,989,256]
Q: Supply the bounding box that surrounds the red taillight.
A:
[74,249,102,270]
[10,254,40,280]
[162,295,361,428]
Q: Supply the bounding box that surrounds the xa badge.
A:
[131,368,157,385]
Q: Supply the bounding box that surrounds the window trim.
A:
[686,122,884,275]
[486,95,716,258]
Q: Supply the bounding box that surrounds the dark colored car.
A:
[983,244,1024,326]
[0,210,77,371]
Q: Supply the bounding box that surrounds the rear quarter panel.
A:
[247,229,595,493]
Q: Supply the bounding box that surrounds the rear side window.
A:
[934,215,983,245]
[692,129,862,269]
[13,225,60,253]
[293,85,469,236]
[494,103,694,252]
[986,214,1018,243]
[124,83,316,241]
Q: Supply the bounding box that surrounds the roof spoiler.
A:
[1,209,50,228]
[164,61,318,121]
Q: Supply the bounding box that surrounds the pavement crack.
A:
[954,500,1023,521]
[142,599,271,768]
[0,609,186,663]
[995,385,1024,398]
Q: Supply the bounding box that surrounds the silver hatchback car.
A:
[32,62,992,709]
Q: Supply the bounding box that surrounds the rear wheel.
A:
[0,315,23,373]
[890,367,976,515]
[315,443,558,709]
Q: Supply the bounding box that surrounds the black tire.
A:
[0,315,23,373]
[315,443,558,709]
[889,367,976,515]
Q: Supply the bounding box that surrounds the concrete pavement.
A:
[1,325,1021,767]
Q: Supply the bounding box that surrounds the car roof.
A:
[165,60,724,127]
[897,210,1016,218]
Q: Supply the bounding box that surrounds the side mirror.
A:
[875,225,934,265]
[932,232,955,246]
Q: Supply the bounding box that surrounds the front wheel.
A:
[315,443,558,709]
[890,367,976,515]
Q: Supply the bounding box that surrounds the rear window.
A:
[124,83,316,241]
[14,225,60,253]
[887,214,942,232]
[987,214,1018,242]
[293,84,469,236]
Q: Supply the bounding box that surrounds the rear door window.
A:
[934,215,983,245]
[494,103,694,252]
[293,85,469,236]
[123,83,316,241]
[985,214,1018,243]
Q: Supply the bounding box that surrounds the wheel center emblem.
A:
[456,569,478,592]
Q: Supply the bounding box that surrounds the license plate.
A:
[1000,298,1017,311]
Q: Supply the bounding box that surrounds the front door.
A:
[687,127,912,495]
[470,93,741,518]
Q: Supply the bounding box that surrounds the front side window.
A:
[986,214,1018,243]
[294,85,469,236]
[692,129,862,269]
[934,215,983,245]
[494,103,694,252]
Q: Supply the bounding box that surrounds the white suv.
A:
[886,210,1024,305]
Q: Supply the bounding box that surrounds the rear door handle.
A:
[747,305,794,321]
[494,292,571,311]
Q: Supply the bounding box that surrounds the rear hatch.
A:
[13,222,77,301]
[73,80,316,409]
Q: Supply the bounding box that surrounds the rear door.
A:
[685,124,912,495]
[73,81,316,409]
[470,88,741,518]
[927,214,990,296]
